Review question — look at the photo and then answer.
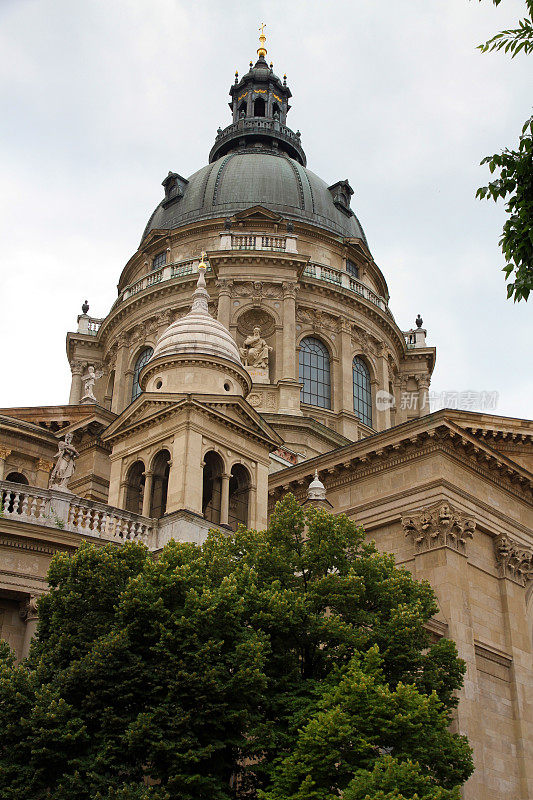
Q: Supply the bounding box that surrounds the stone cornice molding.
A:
[494,534,533,586]
[402,501,476,555]
[268,416,533,503]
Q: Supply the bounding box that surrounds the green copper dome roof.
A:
[142,149,368,244]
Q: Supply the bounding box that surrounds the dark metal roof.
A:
[141,149,368,245]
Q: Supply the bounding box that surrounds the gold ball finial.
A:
[199,251,208,270]
[257,22,267,58]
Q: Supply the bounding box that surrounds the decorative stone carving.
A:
[19,593,40,622]
[240,326,272,384]
[402,501,476,554]
[248,392,263,407]
[237,308,276,338]
[81,365,103,403]
[0,447,12,461]
[231,281,283,301]
[49,433,79,492]
[70,360,85,376]
[494,535,533,585]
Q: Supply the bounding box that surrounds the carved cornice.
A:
[494,534,533,585]
[402,501,476,555]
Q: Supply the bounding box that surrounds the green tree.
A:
[476,1,533,301]
[0,497,473,799]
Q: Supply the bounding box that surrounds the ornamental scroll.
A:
[402,501,476,554]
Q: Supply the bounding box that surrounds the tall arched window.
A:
[131,347,153,402]
[299,337,331,409]
[353,357,372,427]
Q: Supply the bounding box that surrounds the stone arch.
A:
[149,449,170,519]
[124,460,145,514]
[228,463,251,531]
[202,450,225,524]
[5,471,29,485]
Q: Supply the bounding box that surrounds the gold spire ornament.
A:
[257,23,267,58]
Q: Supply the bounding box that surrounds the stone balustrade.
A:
[0,481,154,545]
[303,263,388,311]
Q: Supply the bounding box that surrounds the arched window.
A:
[299,337,331,409]
[150,449,170,519]
[131,348,153,402]
[353,357,372,427]
[202,451,224,524]
[228,464,251,531]
[254,97,265,117]
[124,461,145,515]
[5,472,28,485]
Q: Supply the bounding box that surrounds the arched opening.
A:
[253,97,265,117]
[353,357,372,427]
[272,103,280,120]
[124,461,145,514]
[150,449,170,519]
[5,472,28,485]
[202,451,224,524]
[238,102,246,119]
[2,473,29,514]
[299,337,331,409]
[131,347,154,402]
[228,464,251,531]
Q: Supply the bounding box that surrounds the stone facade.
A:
[1,43,532,800]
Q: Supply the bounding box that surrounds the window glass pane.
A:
[352,357,372,427]
[299,337,331,409]
[346,259,359,279]
[152,252,166,270]
[131,347,154,401]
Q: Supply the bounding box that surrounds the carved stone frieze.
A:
[231,281,283,302]
[494,535,533,585]
[296,306,337,332]
[237,308,276,337]
[402,501,476,554]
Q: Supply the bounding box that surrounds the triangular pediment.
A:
[232,206,283,223]
[102,395,183,441]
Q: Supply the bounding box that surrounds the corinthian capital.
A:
[0,447,11,461]
[402,501,476,555]
[494,535,533,585]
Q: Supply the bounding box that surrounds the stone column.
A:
[20,594,40,659]
[403,503,486,800]
[220,473,231,526]
[417,375,431,417]
[339,320,353,412]
[112,336,131,414]
[278,282,301,414]
[494,536,533,799]
[247,484,257,529]
[376,348,391,431]
[142,471,154,518]
[216,279,232,330]
[69,361,84,405]
[36,458,53,489]
[0,447,11,480]
[119,480,129,510]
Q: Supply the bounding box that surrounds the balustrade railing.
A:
[0,481,154,544]
[302,263,388,311]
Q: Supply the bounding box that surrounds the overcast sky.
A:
[0,0,531,419]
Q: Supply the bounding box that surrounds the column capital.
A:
[19,593,41,622]
[70,360,85,376]
[494,534,533,586]
[403,501,476,556]
[282,280,298,299]
[37,458,54,472]
[0,447,12,461]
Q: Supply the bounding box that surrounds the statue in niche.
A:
[49,433,79,491]
[81,365,103,403]
[240,327,272,369]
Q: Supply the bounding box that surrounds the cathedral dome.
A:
[142,150,368,243]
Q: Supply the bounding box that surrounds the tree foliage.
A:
[0,497,473,799]
[476,1,533,301]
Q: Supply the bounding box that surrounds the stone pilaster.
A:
[0,447,11,481]
[417,375,431,417]
[20,594,40,659]
[278,282,301,414]
[216,279,232,330]
[494,535,533,800]
[68,361,84,405]
[112,335,130,414]
[220,473,231,526]
[403,502,486,799]
[36,458,54,489]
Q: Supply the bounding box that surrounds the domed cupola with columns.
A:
[66,27,436,474]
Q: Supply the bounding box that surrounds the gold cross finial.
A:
[257,22,267,58]
[199,251,207,268]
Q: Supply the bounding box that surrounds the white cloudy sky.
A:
[0,0,531,418]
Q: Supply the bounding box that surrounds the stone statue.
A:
[240,327,272,368]
[81,365,103,402]
[49,433,79,491]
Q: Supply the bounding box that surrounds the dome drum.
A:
[139,353,251,397]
